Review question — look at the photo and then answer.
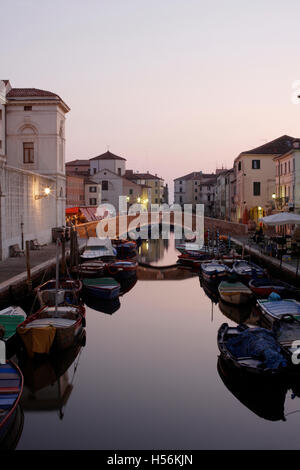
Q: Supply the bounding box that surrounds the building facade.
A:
[234,135,296,223]
[174,171,217,216]
[125,170,166,204]
[0,80,69,260]
[274,140,300,213]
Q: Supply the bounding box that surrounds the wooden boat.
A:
[232,260,266,282]
[0,361,24,448]
[81,237,116,262]
[112,239,137,258]
[217,323,287,376]
[249,278,299,299]
[0,307,26,358]
[105,260,137,280]
[36,279,82,307]
[72,260,106,278]
[82,277,120,300]
[218,280,253,305]
[17,304,86,356]
[201,262,230,283]
[177,252,212,268]
[257,299,300,325]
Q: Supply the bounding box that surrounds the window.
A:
[285,162,287,174]
[179,188,182,193]
[0,110,2,120]
[0,140,2,149]
[118,168,121,176]
[253,182,261,196]
[155,198,158,203]
[238,161,241,171]
[102,180,108,190]
[195,188,197,192]
[252,160,260,169]
[89,186,97,192]
[89,198,97,205]
[129,189,133,195]
[155,181,158,186]
[288,161,290,173]
[179,180,182,184]
[93,168,96,174]
[23,142,34,163]
[195,196,197,201]
[179,196,183,203]
[208,194,210,202]
[24,106,32,111]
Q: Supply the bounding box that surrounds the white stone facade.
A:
[0,80,70,260]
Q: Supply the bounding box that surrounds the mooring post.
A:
[25,240,32,291]
[61,237,66,277]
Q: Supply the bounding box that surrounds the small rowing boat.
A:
[0,307,26,358]
[105,260,137,280]
[81,237,116,262]
[249,278,298,299]
[218,280,253,305]
[0,361,23,448]
[72,260,106,279]
[82,277,120,300]
[36,279,82,307]
[217,323,288,376]
[232,260,266,282]
[17,305,86,356]
[257,299,300,325]
[201,262,230,283]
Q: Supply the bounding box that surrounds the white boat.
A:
[81,237,116,262]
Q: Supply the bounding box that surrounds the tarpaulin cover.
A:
[227,328,288,370]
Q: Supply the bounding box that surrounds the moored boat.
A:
[201,262,230,283]
[217,323,288,376]
[82,277,120,300]
[177,252,212,269]
[81,237,116,262]
[17,304,86,356]
[249,278,298,299]
[0,361,24,448]
[72,260,106,279]
[218,280,253,305]
[36,279,82,307]
[0,307,26,358]
[257,299,300,325]
[112,239,137,259]
[232,260,266,282]
[105,260,137,280]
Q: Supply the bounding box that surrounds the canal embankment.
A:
[0,237,86,309]
[231,235,300,286]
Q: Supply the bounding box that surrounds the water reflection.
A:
[217,356,287,421]
[18,331,85,420]
[13,234,300,449]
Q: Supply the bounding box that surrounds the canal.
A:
[14,233,300,449]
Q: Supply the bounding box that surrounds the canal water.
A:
[14,233,300,449]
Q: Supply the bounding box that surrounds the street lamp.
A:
[35,186,51,200]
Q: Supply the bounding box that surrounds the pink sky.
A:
[2,0,300,196]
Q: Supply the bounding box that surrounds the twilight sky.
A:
[2,0,300,195]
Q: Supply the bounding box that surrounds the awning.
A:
[80,207,102,222]
[66,207,79,215]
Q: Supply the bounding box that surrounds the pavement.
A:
[0,238,86,298]
[231,234,300,280]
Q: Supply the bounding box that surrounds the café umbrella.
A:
[259,212,300,226]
